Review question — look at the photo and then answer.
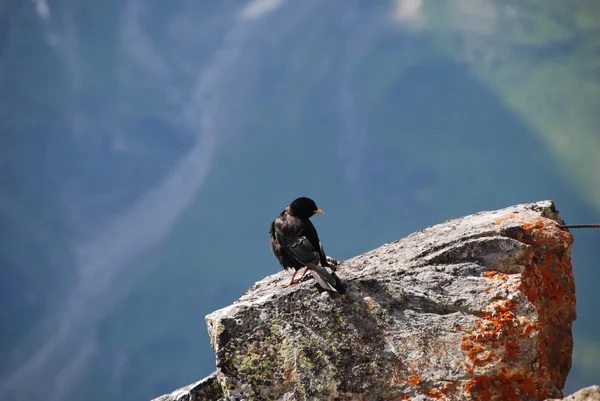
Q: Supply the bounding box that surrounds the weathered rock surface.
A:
[152,372,222,401]
[153,201,579,401]
[548,386,600,401]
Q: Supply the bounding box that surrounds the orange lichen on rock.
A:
[425,388,446,400]
[517,217,575,394]
[484,271,508,281]
[494,213,519,225]
[460,298,522,371]
[442,382,454,395]
[408,375,423,386]
[465,376,492,400]
[465,373,539,401]
[459,215,575,400]
[412,382,456,401]
[504,340,519,360]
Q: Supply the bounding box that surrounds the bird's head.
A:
[289,197,324,219]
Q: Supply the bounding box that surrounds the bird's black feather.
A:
[269,197,345,293]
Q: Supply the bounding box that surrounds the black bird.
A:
[269,197,345,293]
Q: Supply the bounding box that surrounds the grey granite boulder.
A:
[153,200,580,401]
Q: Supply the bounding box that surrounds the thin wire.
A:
[558,224,600,229]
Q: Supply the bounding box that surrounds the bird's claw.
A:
[326,256,339,265]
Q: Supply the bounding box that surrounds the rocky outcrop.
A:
[153,201,580,401]
[151,383,600,401]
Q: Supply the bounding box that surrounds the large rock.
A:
[153,200,578,401]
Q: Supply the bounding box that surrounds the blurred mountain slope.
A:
[1,1,599,401]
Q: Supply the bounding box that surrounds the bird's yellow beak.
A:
[314,208,325,214]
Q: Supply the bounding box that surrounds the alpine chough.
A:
[269,197,345,293]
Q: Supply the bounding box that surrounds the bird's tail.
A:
[309,263,346,294]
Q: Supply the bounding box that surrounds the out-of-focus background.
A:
[1,0,599,400]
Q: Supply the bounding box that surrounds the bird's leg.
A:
[298,266,310,280]
[282,270,299,288]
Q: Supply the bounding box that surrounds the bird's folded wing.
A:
[285,237,339,291]
[286,236,321,265]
